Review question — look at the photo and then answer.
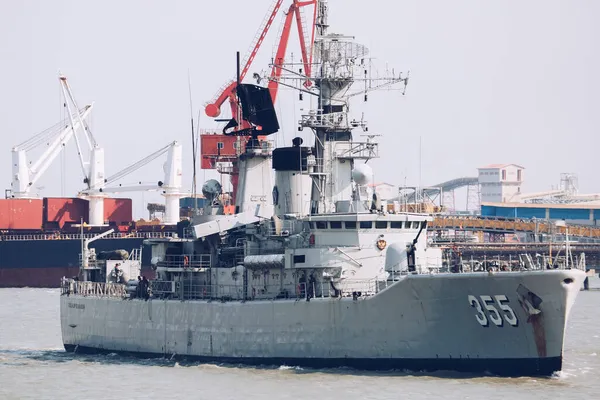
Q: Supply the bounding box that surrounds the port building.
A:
[478,164,524,203]
[481,202,600,226]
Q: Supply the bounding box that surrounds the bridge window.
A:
[330,221,342,229]
[316,221,327,229]
[345,221,357,229]
[359,221,372,229]
[391,221,403,229]
[294,255,306,264]
[375,221,388,229]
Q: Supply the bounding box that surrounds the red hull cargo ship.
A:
[0,197,178,287]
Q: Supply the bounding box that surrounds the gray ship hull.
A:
[60,269,584,376]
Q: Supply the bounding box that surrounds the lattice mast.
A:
[279,0,409,214]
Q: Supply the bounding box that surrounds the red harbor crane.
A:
[204,0,317,120]
[200,0,318,205]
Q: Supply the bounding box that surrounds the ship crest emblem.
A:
[376,238,387,250]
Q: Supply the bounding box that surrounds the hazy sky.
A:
[1,0,598,218]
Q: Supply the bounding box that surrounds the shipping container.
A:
[179,197,206,209]
[0,198,43,230]
[104,198,133,223]
[43,197,89,228]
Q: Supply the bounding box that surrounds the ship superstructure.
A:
[60,0,585,376]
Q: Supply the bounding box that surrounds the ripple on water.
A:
[0,288,599,400]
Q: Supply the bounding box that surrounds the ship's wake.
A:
[0,347,581,385]
[0,348,72,366]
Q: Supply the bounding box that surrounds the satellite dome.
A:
[202,179,222,201]
[352,163,373,185]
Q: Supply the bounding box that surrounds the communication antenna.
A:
[188,69,198,212]
[419,136,422,193]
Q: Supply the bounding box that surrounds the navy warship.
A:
[60,0,585,376]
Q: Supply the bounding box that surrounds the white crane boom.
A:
[61,84,90,183]
[81,228,115,269]
[80,141,183,225]
[99,141,177,189]
[97,184,163,193]
[86,228,115,244]
[61,76,97,148]
[10,76,95,199]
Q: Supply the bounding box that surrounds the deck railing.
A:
[148,278,390,302]
[61,258,586,302]
[156,254,212,269]
[1,231,175,242]
[61,279,127,298]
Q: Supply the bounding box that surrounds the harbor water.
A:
[1,286,599,400]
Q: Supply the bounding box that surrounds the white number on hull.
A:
[480,295,503,326]
[468,295,518,327]
[468,295,488,326]
[494,295,518,326]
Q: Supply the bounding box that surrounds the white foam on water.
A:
[552,370,573,380]
[278,365,303,371]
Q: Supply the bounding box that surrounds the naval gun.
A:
[406,223,426,272]
[383,221,429,277]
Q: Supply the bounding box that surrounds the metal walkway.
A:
[399,177,479,202]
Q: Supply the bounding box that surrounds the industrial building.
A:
[481,202,600,226]
[478,164,524,203]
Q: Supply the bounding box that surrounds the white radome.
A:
[352,163,373,185]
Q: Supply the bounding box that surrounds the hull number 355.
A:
[468,295,518,327]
